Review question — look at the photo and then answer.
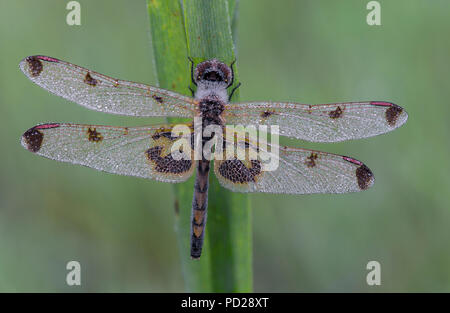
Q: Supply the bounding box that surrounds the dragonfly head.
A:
[194,59,232,86]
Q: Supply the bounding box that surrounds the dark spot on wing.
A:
[84,72,97,86]
[305,152,318,168]
[329,106,343,119]
[152,130,178,141]
[385,104,403,127]
[22,127,44,153]
[26,56,43,77]
[87,127,103,142]
[356,164,374,190]
[218,159,262,184]
[152,95,164,104]
[152,132,160,140]
[146,146,192,174]
[162,132,179,140]
[261,110,276,118]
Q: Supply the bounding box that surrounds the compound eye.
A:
[203,71,223,82]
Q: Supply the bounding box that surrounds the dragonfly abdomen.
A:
[190,159,210,259]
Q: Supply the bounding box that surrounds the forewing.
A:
[214,136,374,194]
[21,123,195,183]
[19,55,196,117]
[224,101,408,142]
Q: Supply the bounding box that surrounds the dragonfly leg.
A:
[188,56,197,86]
[228,82,241,102]
[227,58,237,88]
[188,85,195,97]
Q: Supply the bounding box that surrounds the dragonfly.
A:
[19,55,408,259]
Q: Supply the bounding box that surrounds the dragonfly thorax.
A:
[198,95,225,126]
[194,58,231,123]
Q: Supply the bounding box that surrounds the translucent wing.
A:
[19,55,196,117]
[21,123,195,183]
[214,136,374,194]
[223,101,408,142]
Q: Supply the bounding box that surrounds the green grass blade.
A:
[183,0,252,292]
[148,0,252,292]
[147,0,213,292]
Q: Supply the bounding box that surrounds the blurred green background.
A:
[1,0,449,292]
